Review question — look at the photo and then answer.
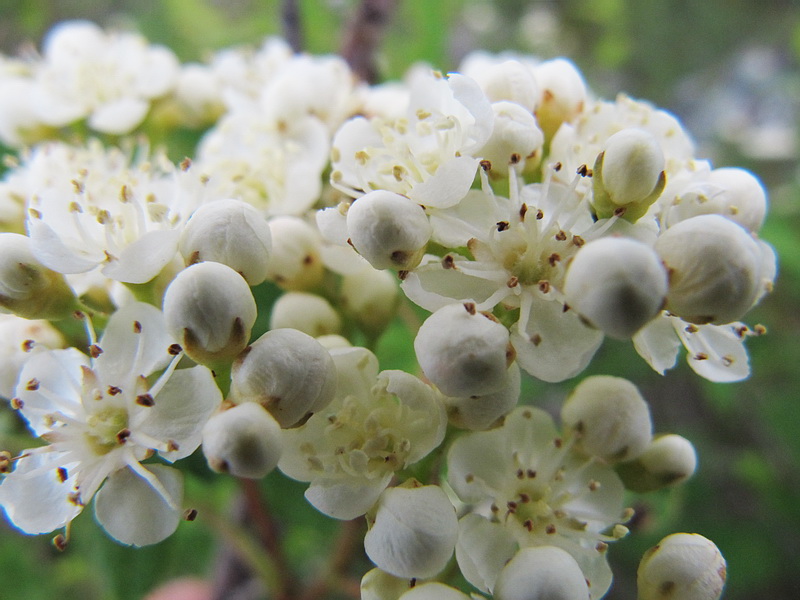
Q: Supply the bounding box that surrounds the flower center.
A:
[84,407,129,455]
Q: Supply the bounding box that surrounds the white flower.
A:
[32,20,179,134]
[560,375,653,463]
[22,140,207,284]
[278,347,446,519]
[264,216,325,290]
[617,433,697,493]
[230,328,337,428]
[493,545,590,600]
[564,236,668,340]
[638,533,726,600]
[178,198,273,286]
[364,483,458,579]
[268,292,342,337]
[0,302,221,545]
[447,406,630,599]
[201,402,283,479]
[162,261,257,366]
[530,58,588,139]
[0,314,64,400]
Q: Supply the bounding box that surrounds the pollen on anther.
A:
[519,203,528,220]
[548,252,561,266]
[577,164,589,177]
[538,280,551,293]
[180,157,192,171]
[685,324,699,333]
[107,386,122,396]
[22,339,35,352]
[588,480,600,491]
[536,209,544,220]
[442,255,456,269]
[53,534,68,552]
[480,159,492,171]
[545,524,557,534]
[167,440,180,452]
[553,162,563,172]
[184,508,198,521]
[523,519,534,531]
[465,473,474,483]
[530,333,542,346]
[555,230,567,241]
[11,398,23,410]
[168,343,183,355]
[89,344,103,358]
[527,469,537,478]
[694,352,709,361]
[507,276,519,288]
[26,378,40,391]
[722,355,734,366]
[463,302,477,315]
[572,235,585,247]
[497,221,510,231]
[133,321,143,334]
[57,467,68,483]
[116,429,131,444]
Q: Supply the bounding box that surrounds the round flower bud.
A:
[617,433,697,493]
[666,167,767,233]
[360,568,416,600]
[264,216,324,290]
[364,483,458,579]
[340,267,399,338]
[201,402,283,479]
[178,199,272,285]
[231,328,336,428]
[561,375,653,463]
[656,214,763,324]
[479,102,544,171]
[493,546,590,600]
[346,190,432,271]
[400,582,472,600]
[638,533,726,600]
[269,291,341,337]
[468,58,539,111]
[0,233,78,320]
[444,363,521,431]
[532,58,588,139]
[564,237,668,339]
[163,261,256,365]
[414,302,514,398]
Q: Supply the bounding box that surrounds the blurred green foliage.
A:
[0,1,799,599]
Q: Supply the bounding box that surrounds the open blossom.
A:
[448,406,631,599]
[0,302,221,546]
[0,313,64,400]
[278,346,447,520]
[18,140,209,284]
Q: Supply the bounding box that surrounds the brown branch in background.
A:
[340,0,399,83]
[240,478,296,600]
[282,0,304,53]
[298,518,366,600]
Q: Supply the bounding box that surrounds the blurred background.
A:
[0,1,798,599]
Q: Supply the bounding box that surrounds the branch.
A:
[340,0,399,83]
[297,518,366,600]
[282,0,304,53]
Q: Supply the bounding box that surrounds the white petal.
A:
[304,474,392,520]
[95,302,173,382]
[0,452,81,534]
[329,347,380,401]
[94,464,183,546]
[411,156,479,209]
[455,514,518,593]
[677,322,750,383]
[399,583,472,600]
[633,313,681,375]
[401,258,506,312]
[140,365,222,461]
[511,297,604,382]
[16,348,88,436]
[100,229,180,284]
[28,218,101,274]
[316,206,351,247]
[88,98,150,135]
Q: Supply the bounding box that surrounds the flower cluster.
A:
[0,19,765,600]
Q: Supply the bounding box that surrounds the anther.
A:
[397,270,409,280]
[116,429,131,444]
[516,468,525,479]
[545,524,557,534]
[133,321,142,334]
[577,164,590,177]
[519,203,528,220]
[530,333,542,346]
[507,276,519,288]
[183,508,198,521]
[57,467,68,483]
[554,162,563,172]
[572,235,585,247]
[52,534,68,552]
[685,324,699,333]
[89,345,103,358]
[613,206,627,217]
[180,157,192,171]
[548,253,561,266]
[497,221,510,232]
[526,469,537,478]
[754,324,767,335]
[510,153,521,164]
[26,378,40,391]
[22,340,35,352]
[168,343,183,355]
[480,159,492,171]
[555,230,567,241]
[538,281,551,293]
[136,394,155,407]
[442,255,456,269]
[523,519,534,531]
[10,398,23,410]
[536,209,544,220]
[694,353,709,361]
[463,302,477,315]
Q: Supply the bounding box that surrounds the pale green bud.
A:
[269,291,341,337]
[617,433,697,493]
[347,190,432,270]
[561,375,653,463]
[201,402,283,479]
[533,58,588,139]
[592,128,666,221]
[638,533,726,600]
[493,546,590,600]
[179,199,272,285]
[231,328,336,428]
[564,237,668,339]
[264,216,324,290]
[656,214,763,324]
[163,261,256,365]
[0,233,78,320]
[340,267,399,338]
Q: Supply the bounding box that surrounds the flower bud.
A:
[592,128,666,221]
[656,214,763,324]
[564,237,668,339]
[479,102,544,172]
[163,261,256,365]
[414,303,514,398]
[269,291,342,337]
[493,546,590,600]
[399,582,472,600]
[179,199,272,285]
[264,216,324,290]
[444,363,520,430]
[201,402,283,479]
[346,190,432,270]
[467,58,539,111]
[532,58,587,139]
[231,328,336,428]
[364,483,458,579]
[0,233,78,320]
[638,533,726,600]
[340,267,399,338]
[561,375,653,463]
[617,433,697,493]
[360,568,416,600]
